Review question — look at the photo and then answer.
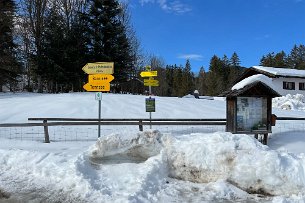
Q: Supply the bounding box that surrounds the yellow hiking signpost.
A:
[82,62,115,138]
[82,62,114,74]
[88,74,114,84]
[140,67,159,129]
[144,78,159,86]
[140,71,158,77]
[83,82,111,92]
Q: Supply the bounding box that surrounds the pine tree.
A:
[0,0,21,91]
[41,5,66,93]
[206,55,223,95]
[196,67,207,95]
[230,52,240,67]
[260,51,287,68]
[182,59,194,95]
[221,55,230,90]
[274,51,287,67]
[287,45,305,69]
[260,53,275,67]
[86,0,134,86]
[165,65,175,96]
[227,52,242,88]
[172,65,183,97]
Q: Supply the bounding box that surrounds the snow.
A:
[273,94,305,111]
[253,66,305,78]
[231,74,279,93]
[1,92,305,202]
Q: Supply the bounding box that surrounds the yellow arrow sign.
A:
[89,74,114,84]
[144,82,159,87]
[83,82,110,92]
[144,77,158,86]
[144,78,158,83]
[140,71,157,77]
[82,62,114,74]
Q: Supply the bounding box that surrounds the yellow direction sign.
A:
[140,71,157,77]
[144,82,159,87]
[89,74,114,84]
[144,78,158,83]
[144,80,159,87]
[82,62,114,74]
[83,82,110,92]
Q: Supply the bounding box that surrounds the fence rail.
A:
[0,117,304,143]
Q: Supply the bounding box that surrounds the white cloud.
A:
[178,54,204,61]
[139,0,192,14]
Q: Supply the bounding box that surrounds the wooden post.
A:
[263,133,268,145]
[139,120,143,131]
[43,120,50,143]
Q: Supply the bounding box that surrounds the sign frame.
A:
[145,97,156,112]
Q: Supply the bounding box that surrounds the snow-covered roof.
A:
[252,66,305,78]
[231,74,277,91]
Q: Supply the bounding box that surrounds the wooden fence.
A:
[0,116,302,143]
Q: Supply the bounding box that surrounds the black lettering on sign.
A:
[90,85,105,89]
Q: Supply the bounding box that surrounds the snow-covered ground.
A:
[1,92,305,202]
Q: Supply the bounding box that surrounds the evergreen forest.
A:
[1,0,305,96]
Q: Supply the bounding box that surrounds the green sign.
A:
[145,97,155,112]
[95,92,102,100]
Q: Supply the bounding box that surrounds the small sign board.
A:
[83,82,110,92]
[95,92,102,100]
[82,62,114,74]
[89,74,114,84]
[145,97,155,112]
[140,71,158,77]
[144,78,159,86]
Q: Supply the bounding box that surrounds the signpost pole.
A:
[141,66,158,130]
[98,99,101,138]
[82,62,114,138]
[96,92,102,138]
[149,85,152,129]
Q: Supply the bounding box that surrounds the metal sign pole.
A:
[98,99,101,137]
[96,92,102,138]
[149,85,152,129]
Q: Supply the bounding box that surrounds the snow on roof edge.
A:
[231,74,278,92]
[252,66,305,78]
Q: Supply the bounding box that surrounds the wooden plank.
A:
[276,117,305,120]
[28,118,226,122]
[0,123,46,127]
[0,121,226,127]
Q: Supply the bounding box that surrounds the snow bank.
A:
[91,130,163,159]
[89,131,305,196]
[273,94,305,111]
[163,132,305,196]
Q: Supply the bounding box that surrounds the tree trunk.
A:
[37,76,43,93]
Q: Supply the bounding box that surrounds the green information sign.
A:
[145,97,155,112]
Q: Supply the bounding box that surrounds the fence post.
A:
[43,120,50,143]
[139,120,143,131]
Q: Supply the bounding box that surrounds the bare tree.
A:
[20,0,48,92]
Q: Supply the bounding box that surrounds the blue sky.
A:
[128,0,305,72]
